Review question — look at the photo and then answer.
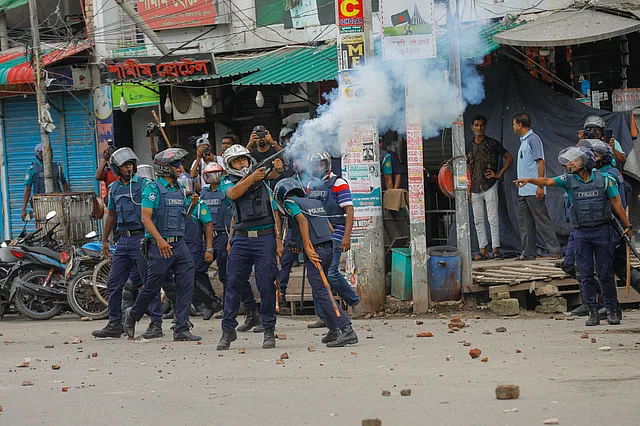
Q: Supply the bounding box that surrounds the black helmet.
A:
[154,148,188,178]
[110,147,139,177]
[274,177,305,206]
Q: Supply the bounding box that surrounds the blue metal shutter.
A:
[2,92,97,238]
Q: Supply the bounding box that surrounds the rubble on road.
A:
[495,384,520,400]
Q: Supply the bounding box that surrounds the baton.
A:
[311,259,341,318]
[614,220,640,262]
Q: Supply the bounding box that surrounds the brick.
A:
[535,284,559,297]
[495,384,520,400]
[535,296,567,314]
[489,298,520,316]
[490,291,510,300]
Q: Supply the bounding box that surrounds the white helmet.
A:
[203,161,224,185]
[307,152,331,179]
[222,144,256,178]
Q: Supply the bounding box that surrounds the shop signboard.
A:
[104,53,216,83]
[337,0,364,34]
[137,0,217,30]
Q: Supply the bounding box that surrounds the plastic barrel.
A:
[427,246,461,302]
[390,248,412,300]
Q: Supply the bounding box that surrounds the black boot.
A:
[92,321,123,338]
[141,321,163,339]
[321,328,340,344]
[253,323,265,333]
[237,309,260,332]
[174,330,202,341]
[607,309,621,325]
[585,305,600,326]
[598,307,608,320]
[216,329,237,350]
[307,318,326,329]
[203,298,223,321]
[327,324,358,347]
[570,304,589,317]
[263,327,276,349]
[123,308,136,338]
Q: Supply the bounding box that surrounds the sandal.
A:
[492,250,502,259]
[473,253,490,261]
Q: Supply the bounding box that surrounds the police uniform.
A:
[128,177,195,334]
[183,195,218,308]
[26,160,66,194]
[554,170,621,314]
[219,175,278,333]
[104,175,163,325]
[283,196,351,331]
[200,186,256,308]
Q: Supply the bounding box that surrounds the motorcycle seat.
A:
[23,246,61,260]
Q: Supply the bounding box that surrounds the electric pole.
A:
[448,0,473,288]
[28,0,55,193]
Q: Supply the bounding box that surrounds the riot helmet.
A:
[582,139,613,168]
[222,144,256,178]
[153,148,188,179]
[559,147,587,173]
[110,147,139,178]
[137,164,156,181]
[203,161,224,185]
[307,152,331,179]
[584,115,606,139]
[279,126,295,145]
[177,172,194,195]
[34,144,43,161]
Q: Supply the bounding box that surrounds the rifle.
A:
[251,149,286,177]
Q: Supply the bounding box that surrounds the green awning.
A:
[0,0,26,12]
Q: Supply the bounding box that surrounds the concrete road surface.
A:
[1,311,639,425]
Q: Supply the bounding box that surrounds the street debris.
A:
[543,418,559,424]
[495,327,507,333]
[91,352,98,358]
[61,387,69,392]
[307,346,316,352]
[502,408,519,413]
[415,320,424,325]
[495,384,520,400]
[276,333,287,340]
[275,359,285,365]
[16,358,30,367]
[598,346,611,351]
[381,390,391,396]
[481,357,488,362]
[416,332,433,337]
[280,352,289,360]
[400,389,412,396]
[70,337,82,344]
[44,345,54,349]
[237,348,246,354]
[469,348,481,359]
[80,317,92,321]
[362,419,382,426]
[515,349,522,353]
[22,380,33,387]
[449,318,465,329]
[51,364,61,370]
[482,330,492,335]
[591,338,597,343]
[580,332,589,339]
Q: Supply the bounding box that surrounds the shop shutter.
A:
[2,92,97,238]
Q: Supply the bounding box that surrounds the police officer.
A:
[124,148,201,341]
[201,162,258,320]
[515,146,632,326]
[578,115,626,167]
[92,148,164,339]
[21,144,69,220]
[274,177,358,347]
[216,144,283,351]
[306,152,360,329]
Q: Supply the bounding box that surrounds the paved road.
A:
[1,311,639,425]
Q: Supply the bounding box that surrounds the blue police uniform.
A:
[27,160,65,194]
[219,176,278,332]
[283,196,350,330]
[554,171,621,312]
[105,175,163,324]
[200,186,257,309]
[184,195,219,306]
[129,177,195,333]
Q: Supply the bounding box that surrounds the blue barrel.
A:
[427,246,461,302]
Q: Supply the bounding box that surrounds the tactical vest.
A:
[184,203,203,244]
[201,188,232,232]
[151,181,186,237]
[32,161,62,194]
[306,175,345,226]
[287,196,333,249]
[600,165,626,209]
[228,176,274,230]
[566,171,612,228]
[109,177,143,231]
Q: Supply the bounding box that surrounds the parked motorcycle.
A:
[65,232,114,320]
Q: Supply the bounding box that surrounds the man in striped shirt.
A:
[306,152,360,329]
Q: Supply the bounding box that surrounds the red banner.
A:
[137,0,217,30]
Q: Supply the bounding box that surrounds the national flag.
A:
[391,10,411,26]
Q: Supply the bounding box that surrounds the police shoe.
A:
[326,325,358,347]
[253,324,265,333]
[321,328,340,344]
[237,309,261,332]
[263,327,276,349]
[203,298,223,321]
[141,321,164,339]
[307,319,326,329]
[606,309,621,325]
[585,305,600,326]
[216,329,237,350]
[123,308,136,338]
[173,330,202,341]
[570,304,588,317]
[92,321,123,338]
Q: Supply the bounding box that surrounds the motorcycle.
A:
[65,232,115,320]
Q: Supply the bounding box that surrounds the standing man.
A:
[219,134,235,165]
[95,144,118,201]
[512,113,562,260]
[216,145,283,351]
[124,148,201,342]
[247,125,282,163]
[467,115,513,260]
[579,115,626,167]
[92,148,164,339]
[274,177,358,347]
[190,134,216,191]
[306,152,360,329]
[178,173,222,320]
[21,144,69,220]
[379,138,402,190]
[515,146,631,326]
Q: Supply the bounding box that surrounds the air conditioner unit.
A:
[171,87,205,120]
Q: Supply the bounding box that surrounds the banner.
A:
[137,0,216,30]
[381,0,436,60]
[111,82,160,109]
[104,54,216,83]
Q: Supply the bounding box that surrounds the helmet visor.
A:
[558,147,585,167]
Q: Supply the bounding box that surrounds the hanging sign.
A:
[381,0,437,60]
[104,54,216,83]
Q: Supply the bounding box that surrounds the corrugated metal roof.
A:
[433,21,525,62]
[230,43,338,86]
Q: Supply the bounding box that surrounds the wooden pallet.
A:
[472,258,569,286]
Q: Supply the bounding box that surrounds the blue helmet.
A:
[273,177,305,206]
[34,144,43,161]
[577,146,595,170]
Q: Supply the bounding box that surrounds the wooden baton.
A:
[312,260,341,318]
[151,110,172,148]
[626,207,631,297]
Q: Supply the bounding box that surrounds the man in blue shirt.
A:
[515,146,632,326]
[124,148,201,342]
[513,113,562,260]
[21,144,68,221]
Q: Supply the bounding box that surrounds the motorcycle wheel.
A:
[13,270,64,320]
[67,270,108,320]
[92,259,111,306]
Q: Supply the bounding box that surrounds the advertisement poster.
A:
[406,123,425,223]
[338,34,365,70]
[337,0,364,34]
[93,86,114,199]
[137,0,217,30]
[381,0,436,61]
